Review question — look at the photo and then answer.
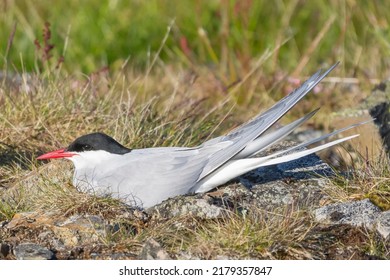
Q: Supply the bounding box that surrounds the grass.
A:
[0,64,224,217]
[1,0,390,77]
[3,60,386,258]
[0,0,390,259]
[325,148,390,210]
[155,209,314,259]
[137,208,314,259]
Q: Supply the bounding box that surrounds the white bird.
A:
[37,62,366,209]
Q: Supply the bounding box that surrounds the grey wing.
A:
[198,62,339,180]
[97,146,226,208]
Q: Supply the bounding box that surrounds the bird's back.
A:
[72,146,222,208]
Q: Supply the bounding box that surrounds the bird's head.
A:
[37,132,131,161]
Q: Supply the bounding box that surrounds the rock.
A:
[240,145,334,188]
[0,243,11,259]
[246,179,328,210]
[13,243,54,260]
[240,151,332,210]
[176,251,201,260]
[176,198,222,218]
[215,255,239,260]
[150,195,225,220]
[6,211,107,248]
[6,211,54,229]
[376,210,390,239]
[363,81,390,154]
[314,199,381,229]
[53,214,106,247]
[277,153,333,178]
[138,238,171,260]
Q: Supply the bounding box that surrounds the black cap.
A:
[66,132,132,154]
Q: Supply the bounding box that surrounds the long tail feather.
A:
[262,119,373,160]
[255,134,358,167]
[194,133,359,193]
[233,108,319,159]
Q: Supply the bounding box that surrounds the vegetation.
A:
[0,0,389,259]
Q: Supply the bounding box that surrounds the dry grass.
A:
[0,0,389,260]
[1,8,390,257]
[142,208,315,259]
[1,52,389,259]
[325,148,390,210]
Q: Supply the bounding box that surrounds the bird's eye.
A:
[82,144,92,151]
[72,143,92,152]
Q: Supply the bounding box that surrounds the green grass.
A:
[1,0,390,76]
[1,0,389,259]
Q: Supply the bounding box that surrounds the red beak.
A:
[37,148,76,160]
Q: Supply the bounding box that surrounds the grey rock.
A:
[56,214,104,228]
[172,199,222,219]
[172,198,222,219]
[14,243,54,260]
[177,251,201,260]
[50,239,67,252]
[53,214,106,246]
[37,230,53,240]
[376,210,390,239]
[150,195,225,219]
[240,151,331,210]
[215,255,239,260]
[0,243,11,258]
[106,253,137,260]
[247,180,328,210]
[138,238,170,260]
[314,199,381,229]
[277,154,333,178]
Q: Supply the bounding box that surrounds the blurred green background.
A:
[0,0,389,77]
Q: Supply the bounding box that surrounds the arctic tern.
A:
[37,62,365,208]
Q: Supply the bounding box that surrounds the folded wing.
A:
[198,62,339,180]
